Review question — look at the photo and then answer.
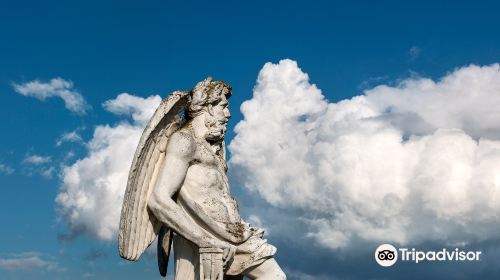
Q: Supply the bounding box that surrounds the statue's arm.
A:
[148,132,228,250]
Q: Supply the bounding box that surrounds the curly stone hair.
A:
[187,77,232,118]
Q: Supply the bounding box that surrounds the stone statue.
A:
[118,78,286,280]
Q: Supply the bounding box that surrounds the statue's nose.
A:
[224,108,231,119]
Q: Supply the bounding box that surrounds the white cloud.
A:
[366,64,500,140]
[56,94,161,240]
[23,154,51,165]
[54,61,500,252]
[103,93,162,125]
[21,154,55,179]
[21,154,57,179]
[0,162,14,175]
[41,166,56,179]
[56,130,83,146]
[0,252,63,271]
[13,78,89,114]
[229,59,500,249]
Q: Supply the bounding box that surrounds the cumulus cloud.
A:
[229,59,500,249]
[103,93,162,125]
[13,78,89,114]
[56,94,161,240]
[0,252,63,271]
[55,60,500,253]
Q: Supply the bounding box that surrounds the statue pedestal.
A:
[199,247,224,280]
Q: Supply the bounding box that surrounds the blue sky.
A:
[1,1,500,279]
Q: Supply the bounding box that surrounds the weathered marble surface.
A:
[119,78,286,280]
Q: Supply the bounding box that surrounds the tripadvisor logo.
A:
[375,244,482,267]
[375,244,398,267]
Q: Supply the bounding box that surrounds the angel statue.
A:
[118,78,286,280]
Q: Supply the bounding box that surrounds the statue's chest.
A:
[192,142,224,169]
[187,143,229,192]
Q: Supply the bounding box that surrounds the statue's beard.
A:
[204,114,227,142]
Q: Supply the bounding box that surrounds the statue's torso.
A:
[179,130,241,224]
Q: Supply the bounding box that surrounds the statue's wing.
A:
[119,90,190,261]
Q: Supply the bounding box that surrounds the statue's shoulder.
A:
[168,128,197,157]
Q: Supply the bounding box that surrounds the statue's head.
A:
[188,77,232,141]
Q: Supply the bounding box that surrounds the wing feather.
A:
[135,146,162,257]
[128,139,155,258]
[119,90,190,261]
[132,141,159,258]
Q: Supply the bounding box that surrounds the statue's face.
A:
[204,95,230,141]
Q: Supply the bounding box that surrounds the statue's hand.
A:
[221,242,237,268]
[201,239,236,269]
